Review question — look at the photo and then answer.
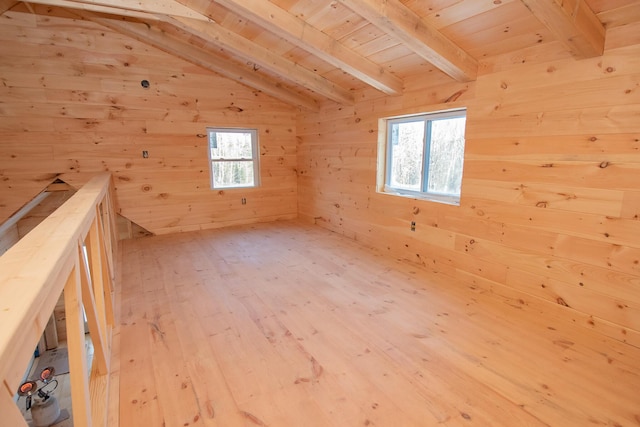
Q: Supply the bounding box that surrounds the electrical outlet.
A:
[142,150,149,158]
[241,197,247,205]
[410,221,416,231]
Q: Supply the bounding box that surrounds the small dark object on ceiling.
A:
[141,80,150,88]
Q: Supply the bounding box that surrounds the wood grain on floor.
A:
[110,221,640,427]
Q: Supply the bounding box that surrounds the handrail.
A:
[0,173,117,427]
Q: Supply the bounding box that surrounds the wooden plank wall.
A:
[297,24,640,347]
[0,5,298,235]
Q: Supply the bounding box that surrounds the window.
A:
[208,128,260,189]
[380,109,466,205]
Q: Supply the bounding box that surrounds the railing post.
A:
[78,240,109,377]
[64,262,93,427]
[86,217,111,335]
[93,206,115,328]
[0,388,28,427]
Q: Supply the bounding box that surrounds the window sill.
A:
[211,185,258,190]
[379,188,460,206]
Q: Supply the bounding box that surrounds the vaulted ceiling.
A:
[0,0,638,110]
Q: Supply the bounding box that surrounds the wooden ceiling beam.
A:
[79,13,320,111]
[519,0,605,58]
[335,0,477,82]
[22,0,209,21]
[167,16,355,105]
[182,0,403,95]
[0,1,18,15]
[22,0,156,20]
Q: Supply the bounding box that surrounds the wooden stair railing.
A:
[0,173,118,427]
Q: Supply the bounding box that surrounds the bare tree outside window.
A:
[208,128,259,189]
[384,109,466,205]
[427,117,466,196]
[389,119,424,191]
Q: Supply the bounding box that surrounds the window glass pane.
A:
[210,131,253,159]
[389,120,424,191]
[212,161,255,188]
[427,117,466,196]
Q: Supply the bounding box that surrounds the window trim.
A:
[207,127,260,190]
[378,108,466,206]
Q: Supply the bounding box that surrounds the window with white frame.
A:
[380,109,466,205]
[207,128,260,189]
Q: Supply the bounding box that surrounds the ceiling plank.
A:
[335,0,477,82]
[78,12,320,111]
[519,0,605,57]
[167,16,355,105]
[80,0,208,20]
[180,0,403,95]
[0,1,18,15]
[22,0,209,21]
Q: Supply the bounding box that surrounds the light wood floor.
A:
[109,221,640,427]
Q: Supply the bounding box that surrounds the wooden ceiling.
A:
[1,0,638,110]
